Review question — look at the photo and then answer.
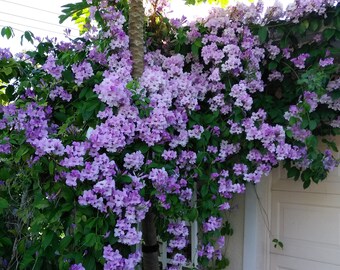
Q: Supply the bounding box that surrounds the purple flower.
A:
[323,149,338,171]
[291,53,310,69]
[172,253,186,266]
[71,61,94,85]
[124,151,144,170]
[207,145,218,154]
[0,137,11,154]
[0,48,12,60]
[188,125,204,139]
[203,216,223,232]
[319,57,334,67]
[219,202,230,210]
[303,91,318,112]
[49,86,72,102]
[70,263,85,270]
[42,54,64,79]
[233,163,248,175]
[268,71,284,81]
[162,150,177,160]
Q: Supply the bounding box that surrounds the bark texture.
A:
[128,0,145,79]
[142,211,159,270]
[129,1,159,269]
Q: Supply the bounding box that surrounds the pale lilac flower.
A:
[203,216,223,232]
[268,71,284,81]
[319,57,334,67]
[72,61,94,85]
[49,86,72,101]
[291,53,310,69]
[172,253,186,266]
[70,263,85,270]
[0,48,12,60]
[42,54,64,79]
[124,151,144,170]
[162,150,177,160]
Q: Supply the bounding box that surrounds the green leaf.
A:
[0,198,9,209]
[119,175,132,184]
[59,2,89,24]
[2,67,12,76]
[84,233,97,247]
[20,254,34,269]
[204,111,219,124]
[309,120,317,131]
[285,130,293,138]
[309,19,319,32]
[49,161,55,175]
[84,217,97,232]
[137,143,149,154]
[60,236,73,250]
[273,239,284,249]
[42,231,54,249]
[21,31,34,45]
[323,28,335,41]
[14,145,30,163]
[303,179,311,189]
[330,90,340,100]
[321,139,338,152]
[84,256,96,269]
[62,188,75,201]
[34,199,49,210]
[258,27,268,43]
[336,15,340,30]
[301,118,309,129]
[62,69,74,83]
[1,26,14,39]
[0,237,12,247]
[152,145,164,154]
[201,184,209,197]
[0,167,10,180]
[268,61,278,70]
[299,20,309,34]
[306,135,317,148]
[54,111,68,122]
[216,258,229,268]
[287,167,300,180]
[187,208,198,221]
[191,38,202,57]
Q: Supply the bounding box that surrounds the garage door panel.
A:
[271,164,340,194]
[270,254,340,270]
[271,191,340,265]
[269,137,340,270]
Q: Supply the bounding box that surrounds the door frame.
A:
[243,174,272,270]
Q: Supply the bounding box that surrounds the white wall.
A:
[224,194,245,270]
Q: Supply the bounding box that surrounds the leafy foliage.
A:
[0,0,339,269]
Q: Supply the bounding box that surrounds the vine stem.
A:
[282,61,300,80]
[7,187,29,270]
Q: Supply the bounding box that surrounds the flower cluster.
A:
[0,48,12,60]
[42,54,64,79]
[71,61,94,85]
[0,0,338,269]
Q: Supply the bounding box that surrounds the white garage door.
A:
[270,137,340,270]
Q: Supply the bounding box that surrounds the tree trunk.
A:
[129,0,145,79]
[128,1,159,269]
[141,211,159,270]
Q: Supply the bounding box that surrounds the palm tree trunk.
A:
[129,0,145,78]
[128,1,159,269]
[141,211,159,270]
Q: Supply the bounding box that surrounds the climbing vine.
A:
[0,0,339,269]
